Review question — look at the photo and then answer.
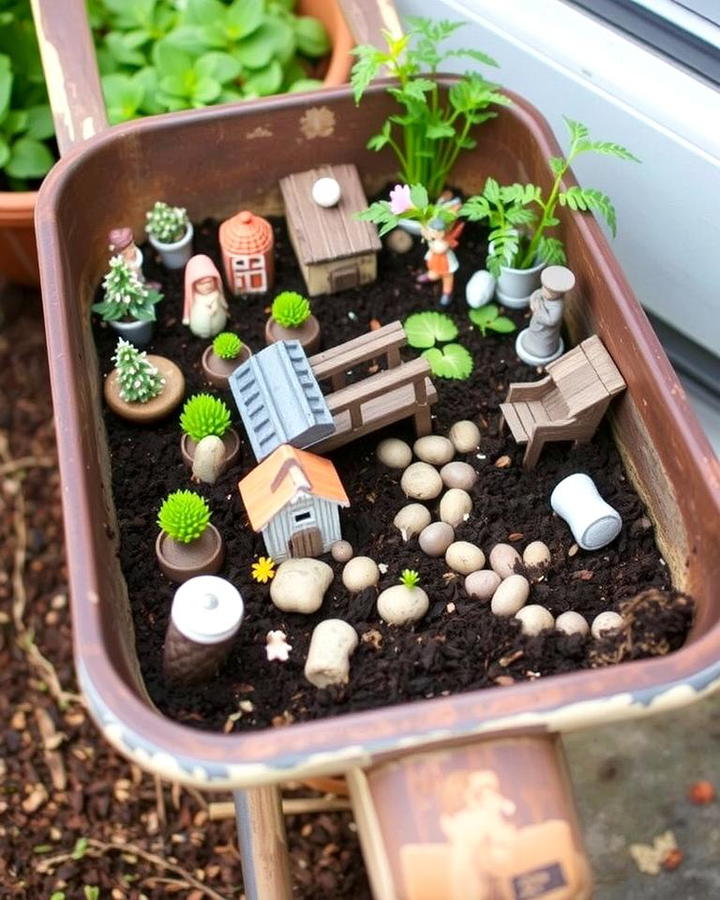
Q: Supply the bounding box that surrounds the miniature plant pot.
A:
[148,222,194,270]
[155,523,224,583]
[180,428,241,472]
[496,257,546,309]
[265,314,321,355]
[109,317,154,349]
[201,343,252,389]
[104,355,185,422]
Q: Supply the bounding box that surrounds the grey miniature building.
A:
[229,340,335,461]
[279,163,382,297]
[238,444,349,561]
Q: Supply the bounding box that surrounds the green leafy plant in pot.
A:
[91,255,163,347]
[461,117,640,308]
[145,200,192,269]
[265,290,320,354]
[155,489,225,583]
[201,330,252,389]
[179,393,241,485]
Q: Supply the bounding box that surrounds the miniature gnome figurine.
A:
[417,216,465,307]
[183,254,229,339]
[108,227,144,280]
[515,265,576,366]
[163,575,244,685]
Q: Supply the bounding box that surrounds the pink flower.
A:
[389,184,413,216]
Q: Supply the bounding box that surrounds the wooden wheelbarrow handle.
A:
[348,734,593,900]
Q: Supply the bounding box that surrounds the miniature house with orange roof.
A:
[218,209,274,295]
[238,444,349,561]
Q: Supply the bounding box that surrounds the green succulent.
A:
[112,338,164,403]
[180,393,231,442]
[145,200,189,243]
[92,255,163,322]
[212,331,243,360]
[157,490,211,543]
[271,291,311,329]
[400,569,420,589]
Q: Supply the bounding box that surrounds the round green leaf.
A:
[404,311,458,349]
[294,16,330,58]
[422,344,473,380]
[25,105,54,141]
[288,78,323,93]
[226,0,265,39]
[6,137,54,179]
[235,25,275,69]
[242,59,283,96]
[0,136,10,169]
[196,51,242,84]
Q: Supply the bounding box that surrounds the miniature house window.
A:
[232,255,266,291]
[294,509,315,525]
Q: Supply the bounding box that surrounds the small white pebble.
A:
[591,611,624,639]
[378,562,388,574]
[446,602,456,613]
[555,611,589,637]
[515,604,555,636]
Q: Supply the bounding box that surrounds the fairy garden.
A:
[90,18,693,733]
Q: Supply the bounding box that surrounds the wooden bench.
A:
[499,335,626,469]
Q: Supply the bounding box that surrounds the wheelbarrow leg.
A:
[234,786,292,900]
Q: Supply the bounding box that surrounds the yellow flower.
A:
[251,556,276,583]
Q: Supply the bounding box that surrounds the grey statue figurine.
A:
[515,265,576,366]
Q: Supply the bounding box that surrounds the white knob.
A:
[312,177,342,208]
[550,473,622,550]
[171,575,244,644]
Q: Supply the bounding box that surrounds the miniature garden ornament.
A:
[219,209,274,295]
[183,254,229,339]
[92,255,163,348]
[201,331,252,389]
[516,265,576,366]
[304,619,358,688]
[163,575,243,685]
[145,201,193,269]
[311,176,341,207]
[377,570,429,626]
[179,394,240,484]
[155,490,224,583]
[108,226,144,280]
[551,473,622,550]
[265,290,321,354]
[103,338,185,423]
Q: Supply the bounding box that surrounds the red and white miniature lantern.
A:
[218,209,274,296]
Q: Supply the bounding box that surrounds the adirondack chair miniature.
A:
[499,335,626,469]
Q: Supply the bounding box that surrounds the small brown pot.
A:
[265,315,321,355]
[155,524,224,583]
[104,355,185,423]
[180,428,241,471]
[201,344,252,389]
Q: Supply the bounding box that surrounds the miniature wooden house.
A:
[218,209,274,295]
[279,163,381,297]
[238,444,349,561]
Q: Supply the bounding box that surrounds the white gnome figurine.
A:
[515,265,575,366]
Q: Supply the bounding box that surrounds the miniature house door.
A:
[330,264,359,293]
[232,255,266,292]
[288,507,323,558]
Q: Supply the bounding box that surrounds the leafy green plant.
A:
[145,200,189,243]
[180,393,231,441]
[358,182,460,238]
[468,303,516,336]
[461,118,640,274]
[400,569,420,588]
[83,887,100,900]
[271,290,311,328]
[113,338,165,403]
[351,17,508,197]
[402,310,472,380]
[92,255,163,322]
[212,331,243,359]
[158,489,211,543]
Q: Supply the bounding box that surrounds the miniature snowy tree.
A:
[92,255,162,322]
[112,338,165,403]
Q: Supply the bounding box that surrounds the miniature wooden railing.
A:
[308,322,437,452]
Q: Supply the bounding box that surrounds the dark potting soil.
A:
[93,215,693,734]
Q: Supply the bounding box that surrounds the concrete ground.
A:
[565,693,720,897]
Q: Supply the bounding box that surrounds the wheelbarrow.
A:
[32,0,720,896]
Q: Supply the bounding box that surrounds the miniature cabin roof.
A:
[228,340,335,461]
[279,163,382,264]
[219,209,273,254]
[239,444,349,532]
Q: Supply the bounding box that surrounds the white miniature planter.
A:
[149,222,194,270]
[496,256,546,309]
[109,317,154,349]
[550,473,622,550]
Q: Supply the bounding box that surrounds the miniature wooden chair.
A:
[499,335,626,469]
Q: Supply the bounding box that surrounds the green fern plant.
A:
[145,200,189,243]
[212,332,243,359]
[271,291,311,329]
[157,490,211,543]
[461,118,639,274]
[180,394,231,442]
[112,338,165,403]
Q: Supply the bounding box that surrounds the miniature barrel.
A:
[163,575,244,685]
[551,473,622,550]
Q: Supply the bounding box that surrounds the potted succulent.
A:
[265,290,321,354]
[201,331,252,389]
[179,393,241,484]
[155,489,224,583]
[91,255,163,348]
[461,118,640,307]
[103,337,185,423]
[145,200,193,269]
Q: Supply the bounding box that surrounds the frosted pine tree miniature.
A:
[92,255,162,322]
[112,338,165,403]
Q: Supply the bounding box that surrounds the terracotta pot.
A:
[201,343,252,389]
[4,0,353,287]
[155,524,225,583]
[180,428,241,471]
[265,314,322,355]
